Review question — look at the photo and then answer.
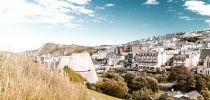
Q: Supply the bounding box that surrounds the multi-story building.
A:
[166,53,199,70]
[114,46,125,55]
[115,45,141,54]
[126,53,135,68]
[134,51,166,70]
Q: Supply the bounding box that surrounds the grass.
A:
[87,89,122,100]
[154,90,165,99]
[0,51,88,100]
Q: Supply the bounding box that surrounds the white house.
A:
[92,51,107,60]
[172,53,199,69]
[197,49,210,75]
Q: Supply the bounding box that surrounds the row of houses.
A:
[91,43,210,75]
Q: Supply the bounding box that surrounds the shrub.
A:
[201,88,210,100]
[146,77,159,93]
[124,73,159,93]
[153,73,168,83]
[102,78,128,98]
[86,82,96,90]
[63,66,85,83]
[131,87,153,100]
[105,72,124,81]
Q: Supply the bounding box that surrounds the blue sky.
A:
[0,0,210,52]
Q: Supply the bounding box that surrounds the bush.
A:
[91,73,128,98]
[63,66,85,83]
[126,73,159,93]
[86,82,96,90]
[194,74,210,92]
[153,73,168,83]
[201,88,210,100]
[131,88,153,100]
[102,79,128,98]
[146,77,159,93]
[105,72,124,81]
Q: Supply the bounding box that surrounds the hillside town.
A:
[32,29,210,99]
[92,29,210,75]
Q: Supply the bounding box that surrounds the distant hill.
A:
[22,42,95,56]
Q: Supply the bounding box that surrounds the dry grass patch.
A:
[0,51,88,100]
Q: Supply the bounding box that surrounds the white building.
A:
[92,51,107,60]
[172,53,199,69]
[108,54,125,66]
[135,51,166,70]
[197,49,210,75]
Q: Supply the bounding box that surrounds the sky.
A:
[0,0,210,52]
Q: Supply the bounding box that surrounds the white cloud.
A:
[168,9,176,12]
[105,4,115,7]
[92,20,100,23]
[63,23,81,28]
[167,0,180,2]
[75,19,85,23]
[177,12,184,15]
[67,0,90,5]
[143,0,159,5]
[179,16,194,21]
[206,19,210,25]
[168,0,173,2]
[96,7,105,10]
[96,3,115,10]
[184,1,210,16]
[0,0,94,28]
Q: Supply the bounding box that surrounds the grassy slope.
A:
[87,89,122,100]
[0,51,88,100]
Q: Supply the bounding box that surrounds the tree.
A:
[167,65,195,92]
[201,87,210,100]
[102,78,128,98]
[131,76,148,91]
[194,74,210,92]
[105,72,124,81]
[124,73,136,92]
[146,77,159,93]
[93,73,128,98]
[154,73,168,83]
[131,87,153,100]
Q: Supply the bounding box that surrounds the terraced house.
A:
[134,51,166,71]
